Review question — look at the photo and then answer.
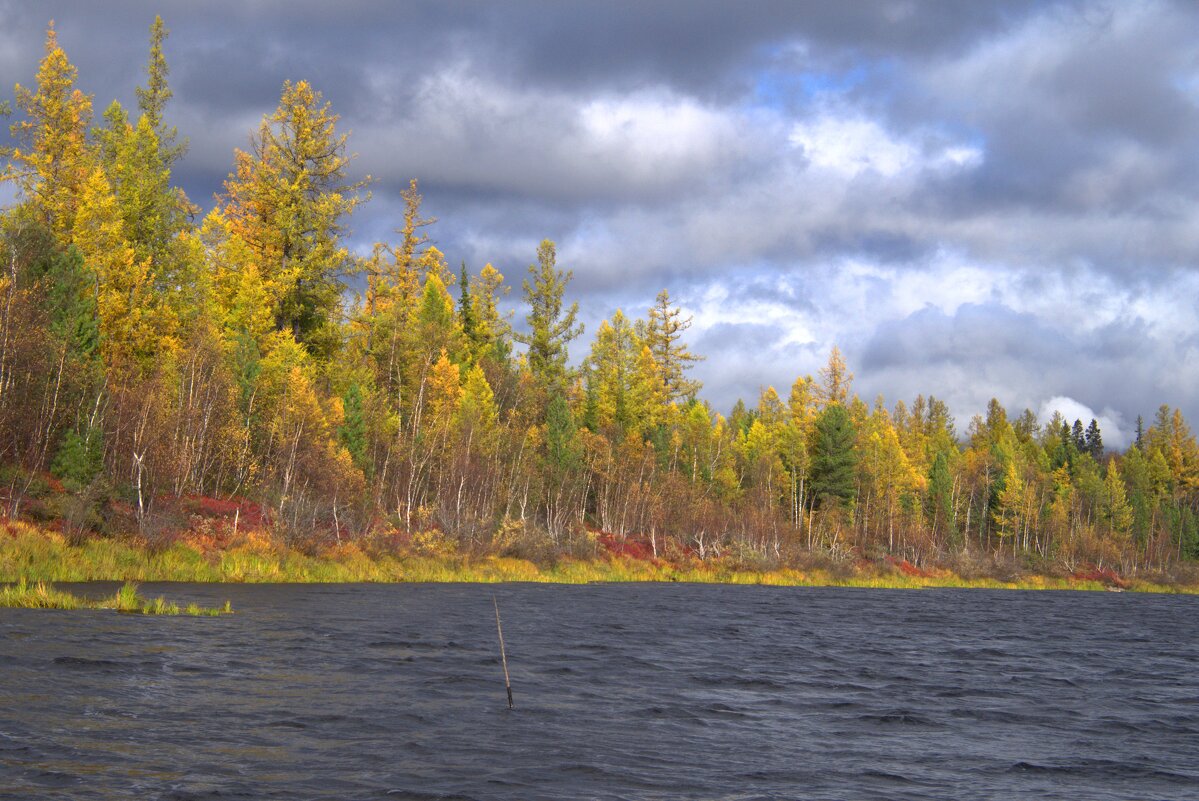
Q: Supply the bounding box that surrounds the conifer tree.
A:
[458,262,479,360]
[642,289,703,404]
[513,239,582,402]
[415,273,460,361]
[1071,419,1086,453]
[819,346,852,407]
[456,364,500,454]
[219,80,368,356]
[95,103,191,302]
[396,178,435,275]
[1104,458,1132,536]
[134,15,185,166]
[1085,418,1103,460]
[811,403,857,506]
[74,164,165,370]
[5,23,93,240]
[583,310,636,435]
[339,382,368,472]
[927,450,956,545]
[1013,408,1038,443]
[470,263,511,363]
[994,459,1025,547]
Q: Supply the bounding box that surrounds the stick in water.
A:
[493,595,514,709]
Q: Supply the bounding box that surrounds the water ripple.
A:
[0,584,1196,800]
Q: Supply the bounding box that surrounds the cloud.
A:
[788,114,982,178]
[2,0,1199,438]
[352,69,758,204]
[1038,396,1127,449]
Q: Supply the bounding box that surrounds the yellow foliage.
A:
[427,351,463,426]
[412,528,458,557]
[6,23,94,239]
[456,364,500,454]
[75,166,173,371]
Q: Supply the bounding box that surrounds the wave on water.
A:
[0,584,1195,800]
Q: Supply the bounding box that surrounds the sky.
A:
[3,0,1199,447]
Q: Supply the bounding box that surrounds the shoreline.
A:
[3,523,1196,595]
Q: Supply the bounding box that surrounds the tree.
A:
[134,15,185,166]
[396,178,435,276]
[513,239,582,401]
[219,80,369,356]
[819,346,852,407]
[811,403,857,506]
[74,164,166,370]
[542,391,584,540]
[1071,419,1086,453]
[51,426,103,492]
[415,272,460,362]
[1013,408,1039,443]
[458,262,479,359]
[583,310,636,435]
[642,289,703,403]
[339,381,368,473]
[993,459,1025,548]
[470,263,511,363]
[95,104,193,319]
[1085,418,1103,460]
[456,364,500,454]
[927,450,956,546]
[859,403,923,551]
[1104,458,1132,538]
[582,309,665,438]
[4,23,94,240]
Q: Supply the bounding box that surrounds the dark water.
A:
[1,584,1197,800]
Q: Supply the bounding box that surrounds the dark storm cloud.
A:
[894,2,1199,229]
[0,0,1073,200]
[3,0,1198,430]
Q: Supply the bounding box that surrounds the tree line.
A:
[2,19,1197,572]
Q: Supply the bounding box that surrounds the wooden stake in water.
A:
[493,595,514,709]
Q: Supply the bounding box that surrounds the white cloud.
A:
[689,282,816,347]
[578,90,739,173]
[789,116,917,177]
[788,114,983,178]
[1038,396,1127,449]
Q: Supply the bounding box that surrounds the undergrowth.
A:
[1,521,1195,593]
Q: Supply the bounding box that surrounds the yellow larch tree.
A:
[5,23,94,241]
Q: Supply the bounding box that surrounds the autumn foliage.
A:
[1,19,1197,579]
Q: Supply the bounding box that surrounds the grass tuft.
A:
[0,575,233,615]
[0,577,84,609]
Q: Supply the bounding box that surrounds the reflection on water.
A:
[1,583,1197,800]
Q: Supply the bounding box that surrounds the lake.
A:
[1,583,1196,800]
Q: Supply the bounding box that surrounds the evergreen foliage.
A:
[811,404,857,506]
[513,239,582,403]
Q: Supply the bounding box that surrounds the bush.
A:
[50,428,103,492]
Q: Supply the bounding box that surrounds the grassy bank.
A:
[0,576,232,615]
[1,522,1195,593]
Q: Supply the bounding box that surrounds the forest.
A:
[2,19,1197,579]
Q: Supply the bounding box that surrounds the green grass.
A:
[0,577,233,615]
[1,522,1196,593]
[0,576,87,608]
